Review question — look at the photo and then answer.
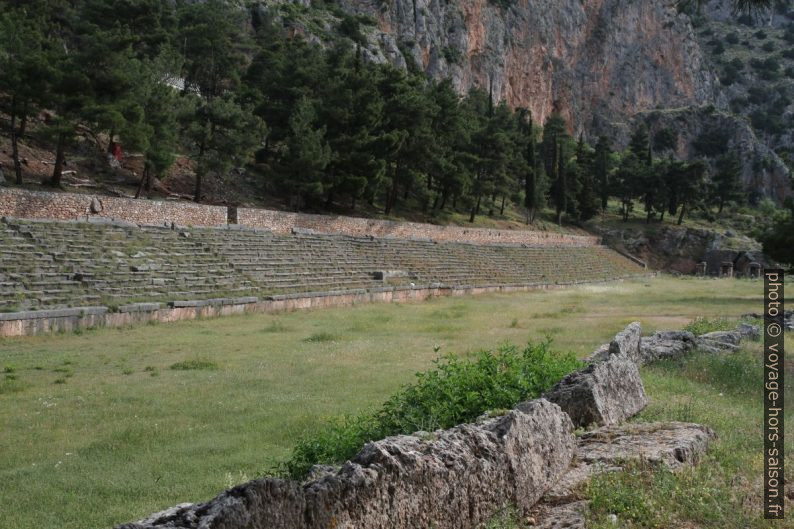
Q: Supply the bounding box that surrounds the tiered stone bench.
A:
[0,218,648,336]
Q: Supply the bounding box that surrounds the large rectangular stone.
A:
[0,306,108,321]
[543,354,647,428]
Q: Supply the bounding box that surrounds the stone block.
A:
[544,354,647,428]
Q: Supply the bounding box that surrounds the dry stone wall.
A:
[0,188,227,226]
[237,207,598,246]
[0,188,598,246]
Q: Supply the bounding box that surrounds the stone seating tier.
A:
[0,219,644,312]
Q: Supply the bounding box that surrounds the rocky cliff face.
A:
[345,0,722,136]
[263,0,791,199]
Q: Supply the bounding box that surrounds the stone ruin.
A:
[118,319,759,529]
[720,261,734,278]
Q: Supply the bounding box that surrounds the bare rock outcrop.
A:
[544,354,647,428]
[119,399,575,529]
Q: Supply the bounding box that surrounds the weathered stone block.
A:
[638,330,696,364]
[608,321,642,361]
[544,354,647,428]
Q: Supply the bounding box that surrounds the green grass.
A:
[586,345,794,529]
[169,359,219,371]
[281,340,581,478]
[0,276,773,529]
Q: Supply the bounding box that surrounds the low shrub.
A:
[682,317,734,335]
[169,359,218,371]
[281,340,581,478]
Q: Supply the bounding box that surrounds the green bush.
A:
[169,359,218,371]
[682,316,734,335]
[281,340,581,478]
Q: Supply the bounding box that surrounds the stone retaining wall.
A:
[0,188,598,246]
[0,188,227,226]
[237,207,599,246]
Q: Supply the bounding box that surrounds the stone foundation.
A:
[0,279,634,338]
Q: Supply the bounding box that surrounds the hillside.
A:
[0,0,791,249]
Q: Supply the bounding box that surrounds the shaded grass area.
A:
[0,277,769,529]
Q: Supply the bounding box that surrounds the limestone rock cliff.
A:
[345,0,722,136]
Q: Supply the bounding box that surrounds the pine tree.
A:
[0,6,51,184]
[594,136,612,211]
[518,109,545,224]
[574,135,599,221]
[178,0,263,201]
[277,97,331,206]
[711,154,744,214]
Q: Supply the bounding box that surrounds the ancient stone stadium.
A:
[2,0,793,527]
[0,189,645,337]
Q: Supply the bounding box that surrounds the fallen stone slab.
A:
[533,422,716,528]
[577,421,715,469]
[544,354,647,428]
[697,330,742,353]
[532,500,588,529]
[638,330,696,364]
[119,399,575,529]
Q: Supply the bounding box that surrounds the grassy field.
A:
[0,276,775,529]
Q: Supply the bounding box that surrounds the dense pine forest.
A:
[0,0,789,241]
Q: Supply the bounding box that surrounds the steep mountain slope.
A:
[344,0,721,135]
[280,0,790,199]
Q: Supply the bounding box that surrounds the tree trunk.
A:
[350,194,357,211]
[385,175,398,215]
[10,108,23,184]
[718,198,724,214]
[677,202,686,225]
[500,195,506,216]
[17,111,27,139]
[194,172,202,202]
[49,132,67,187]
[439,188,448,210]
[135,166,149,199]
[194,144,205,202]
[469,194,481,223]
